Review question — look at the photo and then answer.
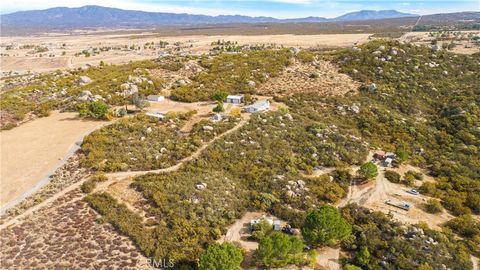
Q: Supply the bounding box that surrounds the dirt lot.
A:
[0,111,108,208]
[344,160,454,230]
[1,33,372,74]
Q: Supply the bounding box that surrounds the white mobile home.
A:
[243,100,270,113]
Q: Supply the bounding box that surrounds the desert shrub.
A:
[77,100,109,119]
[384,170,401,183]
[425,199,443,214]
[341,204,473,269]
[170,49,292,102]
[445,215,480,239]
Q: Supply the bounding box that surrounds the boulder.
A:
[203,125,214,131]
[78,76,92,85]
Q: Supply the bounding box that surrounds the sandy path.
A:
[218,211,264,251]
[316,247,340,270]
[0,111,108,208]
[472,256,479,270]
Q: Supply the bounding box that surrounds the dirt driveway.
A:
[0,111,107,208]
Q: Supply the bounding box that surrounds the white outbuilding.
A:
[147,95,165,102]
[225,95,244,104]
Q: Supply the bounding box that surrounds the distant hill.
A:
[0,5,417,29]
[334,10,415,21]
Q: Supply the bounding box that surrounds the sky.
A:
[1,0,479,18]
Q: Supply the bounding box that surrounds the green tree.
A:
[251,219,273,241]
[395,149,409,163]
[359,162,378,179]
[301,205,352,246]
[213,101,225,113]
[355,246,371,267]
[132,95,150,111]
[255,232,304,268]
[199,242,243,270]
[212,91,228,102]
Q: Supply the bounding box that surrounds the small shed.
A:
[243,100,270,113]
[147,95,165,102]
[225,95,244,104]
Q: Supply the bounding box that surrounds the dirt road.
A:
[0,111,108,208]
[316,247,341,270]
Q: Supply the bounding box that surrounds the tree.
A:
[355,246,370,267]
[301,205,352,246]
[212,91,228,102]
[395,149,409,163]
[213,101,225,113]
[359,162,378,179]
[251,219,273,241]
[132,95,149,111]
[255,232,304,268]
[199,242,243,270]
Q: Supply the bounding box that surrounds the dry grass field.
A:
[0,111,107,207]
[1,33,372,74]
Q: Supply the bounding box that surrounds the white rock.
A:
[78,76,92,85]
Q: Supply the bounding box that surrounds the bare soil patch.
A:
[0,111,108,207]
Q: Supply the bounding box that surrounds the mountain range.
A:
[1,5,418,29]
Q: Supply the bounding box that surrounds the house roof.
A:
[226,95,244,99]
[245,100,270,110]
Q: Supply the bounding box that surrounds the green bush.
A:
[199,242,243,270]
[425,199,443,214]
[302,205,351,246]
[359,162,378,180]
[255,232,304,268]
[384,170,401,183]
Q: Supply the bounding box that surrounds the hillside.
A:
[0,5,416,29]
